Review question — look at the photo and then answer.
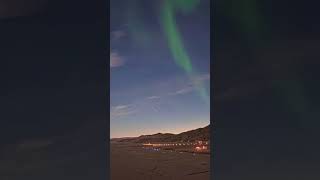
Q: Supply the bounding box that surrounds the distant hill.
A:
[112,125,210,143]
[165,125,210,142]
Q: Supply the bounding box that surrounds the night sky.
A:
[110,0,210,138]
[0,1,107,179]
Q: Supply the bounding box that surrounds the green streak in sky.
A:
[161,1,193,73]
[161,0,209,104]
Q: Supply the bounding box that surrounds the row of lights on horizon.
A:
[143,141,209,147]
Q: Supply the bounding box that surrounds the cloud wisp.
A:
[168,86,194,96]
[110,104,137,120]
[110,51,125,68]
[111,30,127,40]
[146,96,161,100]
[110,29,127,68]
[191,73,210,83]
[168,73,210,96]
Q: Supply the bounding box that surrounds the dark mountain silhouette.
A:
[112,124,210,143]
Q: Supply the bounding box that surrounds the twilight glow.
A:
[110,0,210,138]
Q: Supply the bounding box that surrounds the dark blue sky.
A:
[110,0,210,138]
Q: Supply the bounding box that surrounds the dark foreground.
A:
[111,142,210,180]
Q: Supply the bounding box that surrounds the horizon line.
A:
[110,123,210,139]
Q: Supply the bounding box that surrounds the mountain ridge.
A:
[112,124,210,143]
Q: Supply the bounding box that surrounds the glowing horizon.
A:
[111,0,210,139]
[111,119,210,139]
